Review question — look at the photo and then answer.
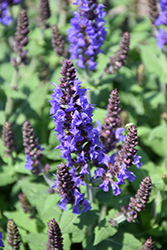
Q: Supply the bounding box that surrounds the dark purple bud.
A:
[39,0,50,26]
[148,0,160,24]
[7,219,21,250]
[56,163,75,206]
[42,163,51,173]
[141,236,155,250]
[18,193,34,214]
[115,125,139,169]
[51,24,69,58]
[22,120,43,175]
[108,217,117,227]
[100,88,122,152]
[105,32,130,74]
[47,218,63,250]
[127,176,152,222]
[2,121,17,155]
[14,9,29,66]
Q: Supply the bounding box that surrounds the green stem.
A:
[115,213,127,224]
[85,165,94,203]
[42,172,54,188]
[99,204,108,222]
[4,69,19,119]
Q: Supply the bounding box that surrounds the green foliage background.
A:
[0,0,167,249]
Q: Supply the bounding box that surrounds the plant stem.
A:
[99,204,107,222]
[42,173,54,188]
[4,68,19,119]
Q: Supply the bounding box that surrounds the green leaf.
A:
[59,206,80,234]
[140,45,164,76]
[0,166,17,186]
[94,223,117,246]
[130,32,149,50]
[27,84,48,115]
[4,211,38,233]
[24,233,47,250]
[63,233,71,250]
[107,232,142,250]
[94,210,117,246]
[20,180,50,215]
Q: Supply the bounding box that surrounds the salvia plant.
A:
[1,0,167,249]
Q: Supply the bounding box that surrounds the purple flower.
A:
[68,0,107,70]
[156,28,167,48]
[155,0,167,26]
[50,60,104,188]
[111,182,121,196]
[0,232,4,248]
[0,0,22,25]
[154,0,167,49]
[82,199,92,212]
[25,154,33,171]
[115,128,126,143]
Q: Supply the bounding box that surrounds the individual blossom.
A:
[50,59,104,188]
[22,120,44,175]
[68,0,107,70]
[122,176,152,222]
[105,32,130,74]
[148,0,160,24]
[155,0,167,26]
[12,9,29,67]
[2,121,17,156]
[51,24,69,58]
[47,219,63,250]
[94,125,142,196]
[141,236,155,250]
[156,28,167,48]
[7,219,21,250]
[100,88,124,153]
[0,232,4,249]
[0,0,22,25]
[39,0,50,27]
[52,163,91,214]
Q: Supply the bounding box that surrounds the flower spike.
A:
[7,219,21,250]
[141,236,155,250]
[68,0,107,70]
[47,219,63,250]
[13,9,29,67]
[2,121,17,156]
[22,120,44,175]
[105,32,130,74]
[122,176,152,222]
[100,88,122,153]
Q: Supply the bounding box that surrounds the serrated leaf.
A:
[63,233,71,250]
[94,221,117,245]
[59,206,80,233]
[20,180,49,215]
[24,233,47,250]
[140,45,164,75]
[0,166,17,186]
[107,232,142,250]
[4,211,38,233]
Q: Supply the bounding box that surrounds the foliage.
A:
[0,0,167,249]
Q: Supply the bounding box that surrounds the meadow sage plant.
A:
[68,0,107,70]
